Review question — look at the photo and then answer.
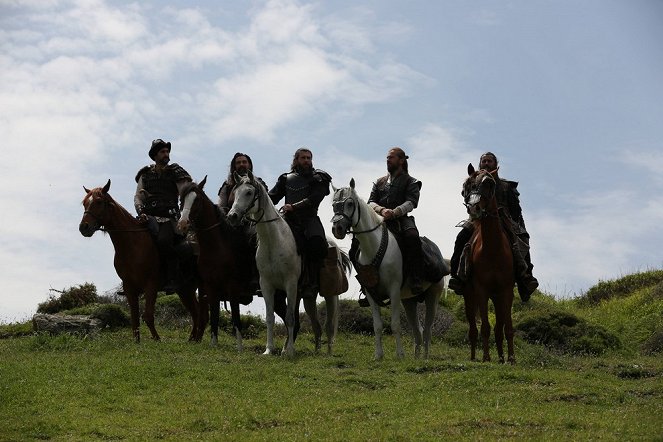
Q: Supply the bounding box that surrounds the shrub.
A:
[91,304,130,329]
[641,328,663,355]
[37,283,98,314]
[0,321,33,338]
[218,311,265,339]
[155,295,190,328]
[516,310,621,355]
[580,270,663,305]
[336,299,392,335]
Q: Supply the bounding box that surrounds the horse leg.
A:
[493,297,505,364]
[125,288,141,343]
[142,288,160,341]
[478,295,491,362]
[303,296,322,353]
[367,295,385,360]
[324,295,338,355]
[262,288,276,355]
[231,300,243,352]
[283,282,298,358]
[463,289,477,361]
[196,289,209,342]
[402,298,423,358]
[423,285,441,359]
[177,285,200,342]
[208,293,220,347]
[390,292,404,359]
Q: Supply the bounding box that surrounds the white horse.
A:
[227,170,343,356]
[331,179,444,360]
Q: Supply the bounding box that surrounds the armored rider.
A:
[368,147,425,294]
[268,147,331,298]
[218,152,268,214]
[448,151,539,301]
[135,139,192,294]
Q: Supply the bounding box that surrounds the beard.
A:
[387,163,398,174]
[297,165,313,176]
[236,166,248,175]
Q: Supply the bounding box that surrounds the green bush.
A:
[37,283,99,314]
[641,328,663,355]
[336,299,391,335]
[218,311,265,339]
[91,304,130,329]
[0,321,33,339]
[580,270,663,305]
[516,310,621,355]
[155,295,191,328]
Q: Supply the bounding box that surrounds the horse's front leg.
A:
[463,290,477,361]
[303,296,322,352]
[368,295,384,360]
[504,291,516,364]
[402,298,422,358]
[208,292,220,347]
[125,287,141,343]
[262,289,276,355]
[177,284,199,342]
[324,295,338,355]
[142,288,160,341]
[478,297,491,362]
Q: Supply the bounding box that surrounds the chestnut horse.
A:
[79,180,202,342]
[462,164,515,363]
[178,177,259,351]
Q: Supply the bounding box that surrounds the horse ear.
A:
[247,169,255,182]
[83,186,91,194]
[102,179,111,193]
[467,163,475,176]
[350,178,355,189]
[199,175,207,190]
[233,171,242,183]
[331,182,338,192]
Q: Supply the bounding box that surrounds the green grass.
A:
[1,329,662,441]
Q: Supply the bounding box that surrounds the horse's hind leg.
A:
[478,297,491,362]
[231,300,243,352]
[504,293,516,364]
[493,300,505,364]
[463,291,478,361]
[422,286,441,359]
[262,289,276,355]
[208,293,220,347]
[368,296,385,360]
[303,297,322,352]
[177,285,200,342]
[402,298,423,358]
[324,295,338,355]
[125,288,141,343]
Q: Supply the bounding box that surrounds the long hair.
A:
[389,147,409,173]
[226,152,254,184]
[290,147,313,172]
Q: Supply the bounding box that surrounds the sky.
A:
[1,0,662,323]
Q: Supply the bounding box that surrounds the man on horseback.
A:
[269,147,331,298]
[135,139,192,294]
[218,152,268,215]
[367,147,425,295]
[448,151,539,301]
[218,152,267,294]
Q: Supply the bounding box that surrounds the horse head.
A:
[331,178,359,240]
[79,179,112,237]
[178,176,207,233]
[227,170,261,227]
[463,164,497,220]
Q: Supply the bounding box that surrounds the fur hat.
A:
[149,139,171,160]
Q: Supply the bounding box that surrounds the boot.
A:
[517,275,539,302]
[404,234,424,295]
[164,258,180,295]
[448,276,465,296]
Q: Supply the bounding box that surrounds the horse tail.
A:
[339,249,352,276]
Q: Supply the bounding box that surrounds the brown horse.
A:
[462,164,516,363]
[79,180,202,342]
[177,177,257,350]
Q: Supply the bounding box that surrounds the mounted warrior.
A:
[134,139,192,294]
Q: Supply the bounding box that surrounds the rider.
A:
[135,139,192,294]
[448,151,539,302]
[218,152,267,294]
[218,152,267,214]
[268,147,331,298]
[367,147,425,295]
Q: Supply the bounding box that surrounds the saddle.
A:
[319,247,349,297]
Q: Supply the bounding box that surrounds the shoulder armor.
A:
[167,163,192,181]
[409,176,422,190]
[313,169,331,183]
[135,165,152,183]
[376,175,389,186]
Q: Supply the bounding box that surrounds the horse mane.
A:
[181,180,235,234]
[348,187,382,225]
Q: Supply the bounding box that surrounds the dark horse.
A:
[462,164,516,363]
[177,177,259,350]
[79,180,202,342]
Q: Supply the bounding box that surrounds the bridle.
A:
[236,181,281,224]
[464,171,498,220]
[332,193,382,235]
[83,195,147,233]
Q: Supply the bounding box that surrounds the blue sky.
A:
[1,0,662,322]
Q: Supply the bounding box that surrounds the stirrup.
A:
[358,293,370,307]
[448,276,464,296]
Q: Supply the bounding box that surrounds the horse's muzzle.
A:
[332,221,347,240]
[227,210,241,227]
[79,222,95,237]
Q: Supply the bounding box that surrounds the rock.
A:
[32,313,102,335]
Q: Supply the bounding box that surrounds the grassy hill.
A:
[1,271,662,440]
